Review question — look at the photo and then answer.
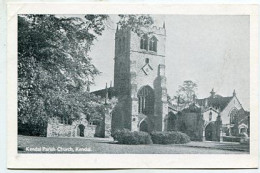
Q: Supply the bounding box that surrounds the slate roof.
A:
[196,94,233,111]
[91,87,117,99]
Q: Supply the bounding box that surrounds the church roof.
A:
[196,95,233,111]
[91,87,117,99]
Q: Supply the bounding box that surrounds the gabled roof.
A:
[91,87,117,99]
[181,103,202,113]
[196,94,233,111]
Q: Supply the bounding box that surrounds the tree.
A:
[117,14,154,35]
[18,14,108,136]
[174,80,198,106]
[18,14,155,136]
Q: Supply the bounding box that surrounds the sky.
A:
[89,15,250,110]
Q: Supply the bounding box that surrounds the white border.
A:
[7,3,259,169]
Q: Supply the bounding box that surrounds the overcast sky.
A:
[89,15,249,110]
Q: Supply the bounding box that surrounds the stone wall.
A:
[84,125,97,138]
[47,117,97,138]
[47,123,75,137]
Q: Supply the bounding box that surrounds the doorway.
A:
[77,124,85,137]
[205,122,215,141]
[140,120,149,132]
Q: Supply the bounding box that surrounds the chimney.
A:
[233,89,236,97]
[210,88,215,98]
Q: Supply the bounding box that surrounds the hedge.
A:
[112,129,152,145]
[18,122,47,137]
[150,131,190,144]
[182,129,203,141]
[223,136,241,143]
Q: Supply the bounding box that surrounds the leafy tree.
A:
[117,14,154,35]
[18,14,155,136]
[18,14,108,136]
[174,80,198,106]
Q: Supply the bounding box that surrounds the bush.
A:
[112,129,152,145]
[238,133,248,138]
[223,136,241,142]
[18,122,47,137]
[150,131,190,144]
[183,129,203,141]
[240,137,250,145]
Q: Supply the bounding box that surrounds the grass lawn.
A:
[18,135,249,154]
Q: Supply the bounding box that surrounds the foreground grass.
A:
[18,135,249,154]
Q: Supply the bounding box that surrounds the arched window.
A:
[140,35,148,50]
[138,86,154,115]
[229,108,238,124]
[140,37,144,49]
[144,37,148,50]
[149,36,157,52]
[209,111,212,121]
[149,39,153,51]
[153,38,157,52]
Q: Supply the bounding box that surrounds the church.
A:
[95,24,250,141]
[47,23,250,142]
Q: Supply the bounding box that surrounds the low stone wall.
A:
[47,118,97,138]
[47,124,75,137]
[84,125,96,138]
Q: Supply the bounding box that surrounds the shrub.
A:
[18,122,47,137]
[183,129,203,141]
[240,137,250,145]
[238,133,248,138]
[112,128,152,145]
[223,136,241,143]
[150,131,190,144]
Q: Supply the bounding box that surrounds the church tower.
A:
[112,24,168,132]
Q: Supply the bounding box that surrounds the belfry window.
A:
[149,36,157,52]
[149,39,153,51]
[140,35,148,50]
[140,35,157,52]
[153,38,157,51]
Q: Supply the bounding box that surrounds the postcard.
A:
[7,3,258,169]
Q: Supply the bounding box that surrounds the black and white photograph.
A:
[17,13,250,154]
[6,3,258,169]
